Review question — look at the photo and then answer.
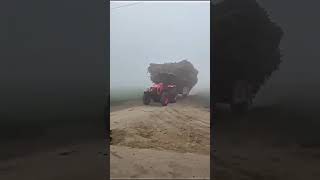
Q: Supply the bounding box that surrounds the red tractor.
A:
[143,73,178,106]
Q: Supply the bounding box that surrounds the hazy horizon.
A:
[110,1,210,94]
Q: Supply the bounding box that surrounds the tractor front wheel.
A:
[160,92,169,106]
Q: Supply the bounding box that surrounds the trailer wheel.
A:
[169,96,177,103]
[182,87,190,97]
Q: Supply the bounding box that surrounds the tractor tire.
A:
[169,96,177,103]
[169,88,177,103]
[153,97,160,102]
[160,92,169,106]
[143,93,151,105]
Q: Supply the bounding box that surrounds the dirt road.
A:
[110,96,211,179]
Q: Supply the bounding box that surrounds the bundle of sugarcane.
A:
[148,60,198,90]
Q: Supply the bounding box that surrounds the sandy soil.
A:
[110,96,211,179]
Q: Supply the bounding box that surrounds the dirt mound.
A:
[110,103,210,155]
[110,100,210,178]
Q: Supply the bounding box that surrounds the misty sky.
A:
[110,1,210,92]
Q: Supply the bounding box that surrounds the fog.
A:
[253,0,320,109]
[110,1,210,94]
